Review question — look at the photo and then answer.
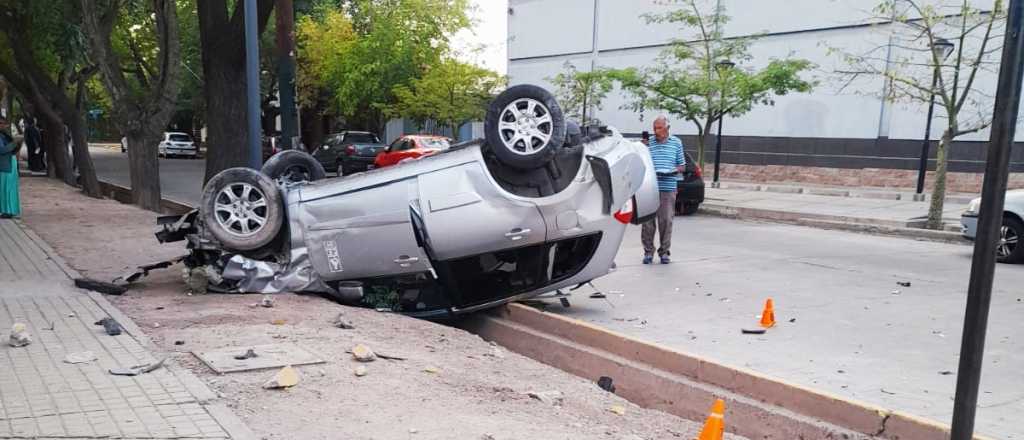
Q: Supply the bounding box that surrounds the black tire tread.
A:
[200,168,284,252]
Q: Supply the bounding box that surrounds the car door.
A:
[299,179,431,280]
[416,161,546,261]
[377,139,407,167]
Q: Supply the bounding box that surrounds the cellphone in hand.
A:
[641,131,650,142]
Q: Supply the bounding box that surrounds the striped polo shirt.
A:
[648,135,685,192]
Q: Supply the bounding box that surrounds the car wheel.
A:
[261,150,327,185]
[200,167,284,252]
[484,84,565,170]
[997,215,1024,264]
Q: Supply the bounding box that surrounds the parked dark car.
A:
[675,152,704,215]
[312,131,386,176]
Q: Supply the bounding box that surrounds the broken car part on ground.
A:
[155,85,658,318]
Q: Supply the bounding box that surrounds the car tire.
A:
[261,150,327,185]
[200,167,284,252]
[998,215,1024,264]
[484,84,565,170]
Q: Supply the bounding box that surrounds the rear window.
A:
[417,138,450,150]
[169,134,191,142]
[345,133,380,144]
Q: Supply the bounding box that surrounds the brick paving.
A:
[0,219,252,439]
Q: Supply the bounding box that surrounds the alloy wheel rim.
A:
[214,182,269,237]
[497,98,553,155]
[998,225,1018,258]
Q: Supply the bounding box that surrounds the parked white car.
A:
[961,189,1024,263]
[158,132,198,158]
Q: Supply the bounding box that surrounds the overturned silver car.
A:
[159,85,658,318]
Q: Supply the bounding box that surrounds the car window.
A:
[388,138,405,152]
[169,134,190,142]
[417,138,450,150]
[344,133,380,144]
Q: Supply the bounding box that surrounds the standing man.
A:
[641,115,685,264]
[23,116,43,173]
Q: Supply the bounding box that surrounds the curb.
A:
[700,203,967,244]
[98,180,194,214]
[716,181,978,205]
[463,303,994,440]
[14,219,257,440]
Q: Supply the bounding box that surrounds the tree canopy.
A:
[607,0,814,167]
[384,57,503,136]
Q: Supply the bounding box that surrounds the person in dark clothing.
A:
[23,117,44,172]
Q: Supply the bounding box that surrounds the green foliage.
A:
[384,58,503,134]
[606,0,814,166]
[547,62,614,126]
[296,0,471,130]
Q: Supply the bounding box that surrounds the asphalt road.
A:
[548,216,1022,439]
[90,147,206,205]
[89,146,1020,437]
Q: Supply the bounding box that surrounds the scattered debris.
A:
[483,346,505,359]
[932,330,945,338]
[897,281,912,287]
[67,312,76,317]
[234,348,258,360]
[332,313,355,329]
[354,365,368,377]
[174,340,185,346]
[788,318,797,323]
[589,292,607,299]
[527,390,565,406]
[110,358,165,376]
[74,278,127,295]
[939,370,955,376]
[481,434,496,440]
[94,317,123,336]
[377,352,407,361]
[597,376,616,393]
[8,323,31,347]
[609,405,627,416]
[263,365,300,389]
[114,257,184,284]
[155,306,164,310]
[424,367,440,374]
[741,328,767,335]
[891,289,902,295]
[837,369,846,374]
[43,321,55,331]
[351,344,377,362]
[271,319,286,325]
[880,388,897,395]
[64,351,97,364]
[409,428,419,434]
[153,322,161,328]
[260,295,275,308]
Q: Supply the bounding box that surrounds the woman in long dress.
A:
[0,116,22,218]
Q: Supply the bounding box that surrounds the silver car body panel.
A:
[235,129,659,313]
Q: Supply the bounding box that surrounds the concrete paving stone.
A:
[0,420,10,436]
[9,418,38,437]
[35,414,66,436]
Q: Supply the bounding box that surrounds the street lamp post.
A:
[914,38,955,201]
[712,59,735,188]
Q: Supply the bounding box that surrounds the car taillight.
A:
[694,164,702,178]
[613,198,634,224]
[345,145,356,155]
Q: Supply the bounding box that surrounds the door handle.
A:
[504,228,532,241]
[394,255,419,267]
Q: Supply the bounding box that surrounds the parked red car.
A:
[373,135,452,169]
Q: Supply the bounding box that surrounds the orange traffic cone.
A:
[759,298,776,328]
[697,398,725,440]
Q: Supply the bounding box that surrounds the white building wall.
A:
[507,0,1018,142]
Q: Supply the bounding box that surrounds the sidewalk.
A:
[702,181,972,241]
[0,218,253,439]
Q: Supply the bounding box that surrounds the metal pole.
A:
[243,0,261,169]
[916,73,940,197]
[950,0,1024,437]
[713,116,723,185]
[275,0,298,150]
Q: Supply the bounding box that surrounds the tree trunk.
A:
[60,77,102,197]
[126,127,163,210]
[926,130,952,230]
[202,56,251,181]
[695,132,707,170]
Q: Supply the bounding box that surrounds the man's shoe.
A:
[642,255,653,265]
[660,256,671,264]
